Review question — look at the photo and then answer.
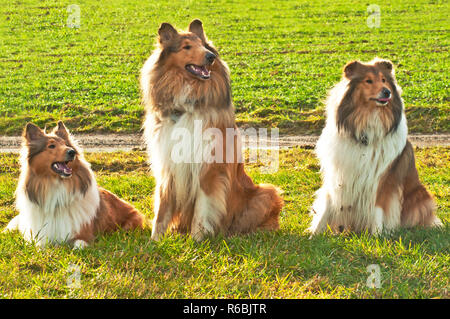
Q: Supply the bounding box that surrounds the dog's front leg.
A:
[4,215,19,232]
[308,189,333,235]
[151,184,174,241]
[191,188,226,241]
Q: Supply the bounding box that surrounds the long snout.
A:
[380,87,391,99]
[65,148,76,161]
[205,51,216,65]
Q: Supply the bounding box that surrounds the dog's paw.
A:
[191,230,206,242]
[306,222,322,238]
[73,240,88,249]
[151,230,164,241]
[431,216,443,228]
[4,216,19,232]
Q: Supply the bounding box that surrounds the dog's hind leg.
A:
[228,184,282,235]
[401,183,440,228]
[395,142,440,228]
[151,184,175,241]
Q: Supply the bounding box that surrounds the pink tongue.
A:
[378,98,390,102]
[57,163,72,175]
[200,66,209,76]
[192,65,209,77]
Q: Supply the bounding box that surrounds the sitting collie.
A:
[309,58,441,235]
[5,122,145,247]
[140,19,283,241]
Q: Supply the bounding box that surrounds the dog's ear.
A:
[188,19,206,42]
[53,121,70,141]
[374,58,394,75]
[158,23,179,46]
[343,60,364,79]
[23,123,45,142]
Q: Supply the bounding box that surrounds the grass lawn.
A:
[0,0,449,135]
[0,147,448,298]
[0,0,448,300]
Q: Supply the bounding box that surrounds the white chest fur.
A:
[312,112,408,232]
[11,178,100,246]
[144,87,224,208]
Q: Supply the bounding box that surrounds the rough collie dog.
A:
[5,122,145,247]
[140,20,283,241]
[309,58,441,235]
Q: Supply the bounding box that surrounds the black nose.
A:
[67,149,76,159]
[382,87,391,98]
[205,51,216,64]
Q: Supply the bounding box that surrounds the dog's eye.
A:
[183,45,191,50]
[366,79,373,84]
[48,145,55,149]
[382,78,386,83]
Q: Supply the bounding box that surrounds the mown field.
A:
[0,0,449,135]
[0,148,448,298]
[0,0,448,300]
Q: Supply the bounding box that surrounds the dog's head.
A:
[157,19,218,80]
[23,121,80,179]
[336,58,403,139]
[343,58,397,107]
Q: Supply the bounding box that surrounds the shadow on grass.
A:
[82,222,448,290]
[1,220,447,298]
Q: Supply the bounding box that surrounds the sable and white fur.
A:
[9,173,101,248]
[141,20,283,241]
[6,122,144,247]
[309,58,441,235]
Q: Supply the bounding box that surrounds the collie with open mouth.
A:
[5,122,145,247]
[140,20,283,240]
[309,58,442,235]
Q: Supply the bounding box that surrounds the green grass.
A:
[0,0,449,135]
[0,0,448,299]
[0,147,448,298]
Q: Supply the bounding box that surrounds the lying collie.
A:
[140,19,283,241]
[309,58,441,235]
[5,122,145,247]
